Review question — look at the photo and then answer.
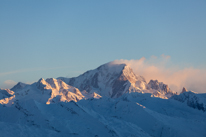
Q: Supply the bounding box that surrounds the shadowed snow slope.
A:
[0,61,206,137]
[171,91,206,112]
[0,91,206,137]
[0,89,14,99]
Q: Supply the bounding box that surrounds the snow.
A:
[171,91,206,112]
[10,82,28,91]
[0,89,14,99]
[58,62,177,99]
[0,61,206,137]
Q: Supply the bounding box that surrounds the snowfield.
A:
[0,62,206,137]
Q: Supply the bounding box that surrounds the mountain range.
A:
[0,62,206,137]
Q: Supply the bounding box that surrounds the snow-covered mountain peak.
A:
[122,65,146,87]
[1,61,206,137]
[98,62,146,87]
[11,82,27,92]
[36,78,50,91]
[37,78,46,83]
[36,78,47,86]
[45,78,60,89]
[58,62,178,99]
[2,78,85,105]
[35,78,65,91]
[97,62,126,74]
[59,62,149,98]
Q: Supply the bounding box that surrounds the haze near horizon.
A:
[0,1,206,93]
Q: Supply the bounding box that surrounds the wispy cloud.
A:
[112,55,206,93]
[0,67,69,77]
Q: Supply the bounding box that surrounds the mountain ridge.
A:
[58,62,176,99]
[0,61,206,137]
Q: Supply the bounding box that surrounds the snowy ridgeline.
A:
[0,62,206,137]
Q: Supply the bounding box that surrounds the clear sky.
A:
[0,0,206,91]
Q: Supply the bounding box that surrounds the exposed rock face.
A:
[148,80,169,92]
[181,87,188,93]
[58,63,147,98]
[148,80,177,98]
[58,62,179,99]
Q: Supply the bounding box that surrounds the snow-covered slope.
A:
[35,78,84,104]
[0,89,15,105]
[0,78,87,106]
[10,82,28,91]
[0,61,206,137]
[0,89,14,99]
[58,62,175,99]
[77,93,206,137]
[59,62,146,98]
[1,91,205,137]
[171,90,206,112]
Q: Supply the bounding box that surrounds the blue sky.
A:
[0,0,206,90]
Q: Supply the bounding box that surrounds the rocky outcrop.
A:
[181,87,188,94]
[148,80,177,98]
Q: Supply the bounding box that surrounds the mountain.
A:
[0,61,206,137]
[0,90,205,137]
[58,62,175,99]
[59,63,145,98]
[171,89,206,112]
[78,93,206,137]
[0,89,14,99]
[181,87,188,93]
[1,78,83,106]
[0,77,103,106]
[10,82,28,91]
[147,80,177,98]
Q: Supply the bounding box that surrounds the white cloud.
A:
[112,55,206,93]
